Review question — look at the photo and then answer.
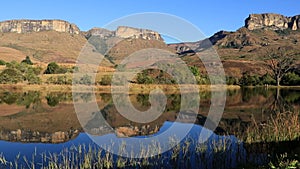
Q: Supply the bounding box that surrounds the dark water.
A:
[0,88,299,168]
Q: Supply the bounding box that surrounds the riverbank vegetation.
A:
[0,58,299,87]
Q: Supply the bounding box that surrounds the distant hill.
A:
[0,20,169,66]
[168,13,300,77]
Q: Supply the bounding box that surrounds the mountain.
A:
[0,14,299,77]
[169,13,300,77]
[0,20,168,65]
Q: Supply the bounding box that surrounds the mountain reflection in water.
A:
[0,88,299,168]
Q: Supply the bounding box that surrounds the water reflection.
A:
[0,88,298,168]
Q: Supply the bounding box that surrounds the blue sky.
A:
[1,0,299,40]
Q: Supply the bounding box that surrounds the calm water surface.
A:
[0,88,299,168]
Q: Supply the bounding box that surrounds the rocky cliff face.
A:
[115,26,163,40]
[0,19,80,34]
[86,26,163,41]
[245,13,300,30]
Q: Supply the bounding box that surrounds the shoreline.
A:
[0,84,241,93]
[1,84,300,93]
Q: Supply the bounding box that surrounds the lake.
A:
[0,87,299,168]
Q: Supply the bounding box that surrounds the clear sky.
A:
[1,0,299,39]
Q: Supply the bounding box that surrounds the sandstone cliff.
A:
[0,19,80,34]
[86,26,163,41]
[245,13,300,30]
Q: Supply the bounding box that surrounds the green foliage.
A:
[46,75,72,85]
[189,66,200,76]
[44,62,75,74]
[0,68,23,84]
[0,60,5,65]
[136,71,154,84]
[239,73,261,86]
[24,71,41,84]
[45,94,60,107]
[282,72,300,86]
[1,92,18,105]
[238,72,299,86]
[44,62,60,74]
[74,74,92,85]
[261,73,276,85]
[0,61,42,84]
[0,91,41,108]
[21,56,33,65]
[226,76,239,85]
[268,154,299,169]
[196,75,210,85]
[100,75,112,86]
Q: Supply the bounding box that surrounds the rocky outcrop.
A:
[86,26,163,41]
[115,125,160,137]
[84,27,115,39]
[0,129,79,143]
[115,26,163,40]
[0,19,80,34]
[245,13,300,30]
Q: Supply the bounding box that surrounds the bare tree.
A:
[264,47,295,87]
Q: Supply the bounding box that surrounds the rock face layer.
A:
[0,19,80,34]
[245,13,300,30]
[86,26,163,41]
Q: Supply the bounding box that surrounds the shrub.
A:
[100,75,112,86]
[260,73,276,85]
[239,73,261,86]
[74,74,92,85]
[46,94,60,107]
[0,60,5,65]
[282,72,300,86]
[0,68,23,84]
[226,76,239,85]
[136,72,154,84]
[21,56,33,65]
[44,62,60,74]
[189,66,200,76]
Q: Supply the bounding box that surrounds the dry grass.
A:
[245,111,300,143]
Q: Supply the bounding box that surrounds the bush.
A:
[74,74,92,85]
[0,60,6,65]
[189,66,200,76]
[46,94,60,107]
[282,72,300,86]
[239,73,261,86]
[0,68,23,84]
[261,73,276,85]
[46,75,72,85]
[44,62,60,74]
[136,72,154,84]
[226,76,239,85]
[100,75,112,85]
[21,56,33,65]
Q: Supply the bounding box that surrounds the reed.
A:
[245,111,300,143]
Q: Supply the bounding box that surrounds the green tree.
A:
[21,56,33,65]
[44,62,60,74]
